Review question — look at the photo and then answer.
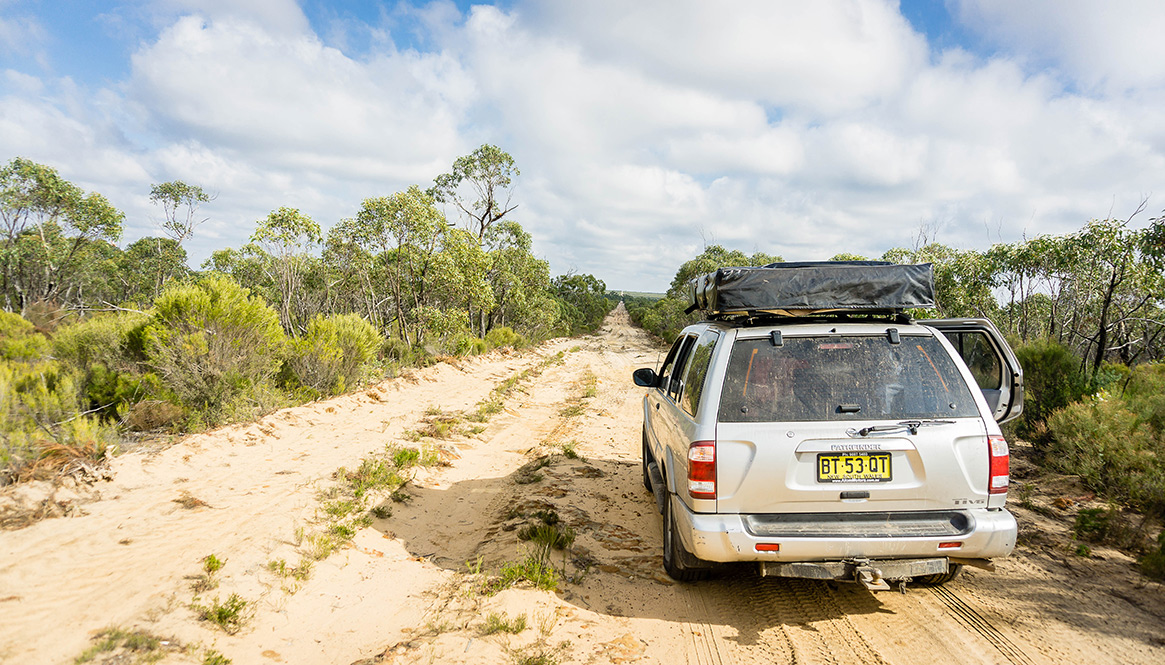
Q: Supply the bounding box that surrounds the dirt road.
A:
[2,305,1163,664]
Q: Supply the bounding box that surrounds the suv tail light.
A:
[688,441,716,499]
[988,435,1009,495]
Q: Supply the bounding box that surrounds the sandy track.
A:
[2,305,1164,664]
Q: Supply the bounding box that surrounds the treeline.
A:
[0,147,613,484]
[629,219,1165,540]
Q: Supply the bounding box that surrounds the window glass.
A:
[681,330,720,417]
[659,335,694,400]
[718,335,980,423]
[942,331,1002,390]
[668,336,696,400]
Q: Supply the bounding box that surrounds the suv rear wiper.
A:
[854,419,955,437]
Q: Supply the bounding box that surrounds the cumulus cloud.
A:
[954,0,1165,92]
[2,1,1165,290]
[520,0,929,115]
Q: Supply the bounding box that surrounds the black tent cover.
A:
[689,261,935,316]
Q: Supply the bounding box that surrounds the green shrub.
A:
[0,311,50,361]
[287,314,382,396]
[447,334,487,357]
[381,336,414,362]
[52,312,150,371]
[144,274,286,415]
[0,357,118,483]
[1141,532,1165,581]
[1013,338,1092,445]
[484,326,527,349]
[1120,363,1165,434]
[1047,398,1165,517]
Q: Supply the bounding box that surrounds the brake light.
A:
[688,441,716,499]
[988,435,1009,495]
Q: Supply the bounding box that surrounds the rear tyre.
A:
[641,428,653,492]
[662,496,709,582]
[915,563,963,586]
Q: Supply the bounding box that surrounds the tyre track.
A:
[683,585,733,665]
[706,576,891,665]
[930,586,1035,665]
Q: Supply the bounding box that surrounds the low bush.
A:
[145,275,287,418]
[52,312,149,371]
[0,311,50,361]
[0,353,118,484]
[1013,338,1092,446]
[286,313,382,396]
[1047,396,1165,517]
[484,326,527,349]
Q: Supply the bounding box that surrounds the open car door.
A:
[921,318,1024,424]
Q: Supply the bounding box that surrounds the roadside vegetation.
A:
[629,214,1165,578]
[0,148,613,490]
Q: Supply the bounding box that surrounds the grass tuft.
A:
[193,593,250,635]
[481,612,528,635]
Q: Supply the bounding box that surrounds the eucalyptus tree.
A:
[0,157,123,311]
[666,246,782,299]
[322,217,386,328]
[354,186,447,345]
[485,220,554,333]
[149,180,211,245]
[118,237,188,304]
[250,207,322,333]
[430,144,519,239]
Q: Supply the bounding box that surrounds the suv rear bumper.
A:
[673,498,1016,563]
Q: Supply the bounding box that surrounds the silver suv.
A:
[633,263,1023,590]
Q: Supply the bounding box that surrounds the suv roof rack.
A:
[687,261,935,320]
[713,310,915,326]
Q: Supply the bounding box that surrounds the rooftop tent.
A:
[688,261,935,317]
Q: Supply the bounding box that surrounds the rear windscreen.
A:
[718,335,980,422]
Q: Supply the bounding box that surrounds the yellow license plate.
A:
[816,452,892,483]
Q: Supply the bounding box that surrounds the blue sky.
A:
[3,1,1165,291]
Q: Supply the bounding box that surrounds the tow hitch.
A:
[759,556,950,591]
[853,560,891,591]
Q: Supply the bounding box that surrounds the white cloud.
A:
[954,0,1165,92]
[2,1,1165,291]
[519,0,929,115]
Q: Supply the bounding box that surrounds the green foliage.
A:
[431,144,519,239]
[149,180,210,244]
[194,593,250,634]
[484,326,527,349]
[481,612,527,635]
[0,310,49,360]
[53,312,150,370]
[74,627,168,664]
[203,554,225,574]
[145,274,286,418]
[1013,338,1092,444]
[1140,532,1165,581]
[1047,396,1165,517]
[517,522,576,551]
[0,323,118,483]
[552,273,612,335]
[287,313,382,396]
[495,550,559,592]
[203,649,232,665]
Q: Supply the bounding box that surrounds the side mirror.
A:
[632,367,658,387]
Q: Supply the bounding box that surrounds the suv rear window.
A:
[718,335,980,422]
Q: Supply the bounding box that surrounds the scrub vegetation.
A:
[0,147,615,488]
